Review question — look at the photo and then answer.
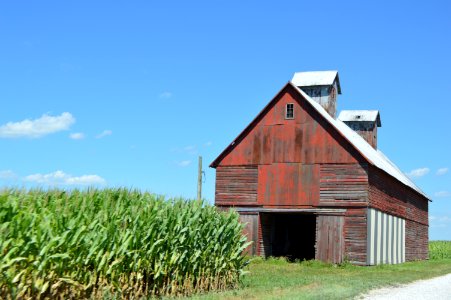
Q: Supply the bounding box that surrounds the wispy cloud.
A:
[183,145,197,155]
[434,191,451,198]
[204,141,212,147]
[0,170,17,180]
[23,171,106,186]
[159,91,172,99]
[429,215,451,228]
[0,112,75,138]
[436,167,449,176]
[406,167,430,178]
[176,160,191,167]
[69,132,85,140]
[172,145,198,155]
[96,129,112,139]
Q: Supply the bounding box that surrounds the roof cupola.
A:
[291,70,341,118]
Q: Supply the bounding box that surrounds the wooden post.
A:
[197,156,202,202]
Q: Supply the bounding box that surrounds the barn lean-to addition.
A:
[210,71,429,265]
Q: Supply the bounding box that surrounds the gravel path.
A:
[359,273,451,300]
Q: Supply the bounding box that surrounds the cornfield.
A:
[0,188,250,299]
[429,241,451,260]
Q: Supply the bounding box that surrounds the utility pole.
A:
[197,156,202,202]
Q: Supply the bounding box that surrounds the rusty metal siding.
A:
[319,163,369,206]
[257,164,319,206]
[215,166,258,205]
[238,213,259,255]
[315,215,344,263]
[218,88,364,167]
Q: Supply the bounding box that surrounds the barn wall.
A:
[367,208,405,265]
[238,213,259,255]
[368,166,428,261]
[215,166,258,206]
[319,163,368,206]
[218,87,364,167]
[315,215,344,263]
[405,219,429,261]
[257,163,319,206]
[368,166,428,225]
[344,208,367,265]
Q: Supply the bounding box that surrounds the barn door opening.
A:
[261,213,316,261]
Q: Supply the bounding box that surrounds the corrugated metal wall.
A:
[367,208,405,265]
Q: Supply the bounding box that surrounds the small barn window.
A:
[285,103,294,119]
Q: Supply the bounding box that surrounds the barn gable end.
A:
[213,83,367,208]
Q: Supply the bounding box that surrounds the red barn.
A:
[210,71,429,265]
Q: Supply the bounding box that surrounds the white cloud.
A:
[0,170,17,180]
[171,145,198,155]
[65,175,106,185]
[406,167,430,178]
[204,141,212,147]
[69,132,85,140]
[183,145,197,155]
[434,191,451,198]
[0,112,75,138]
[436,168,449,176]
[159,91,172,99]
[96,130,112,139]
[430,215,451,228]
[177,160,191,167]
[23,170,106,186]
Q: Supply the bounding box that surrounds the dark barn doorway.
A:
[262,213,316,261]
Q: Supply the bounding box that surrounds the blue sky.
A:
[0,1,450,239]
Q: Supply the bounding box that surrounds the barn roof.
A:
[338,110,382,127]
[210,82,429,200]
[291,70,342,94]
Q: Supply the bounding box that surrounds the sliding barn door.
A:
[315,215,344,263]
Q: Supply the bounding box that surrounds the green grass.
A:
[189,252,451,300]
[0,188,249,299]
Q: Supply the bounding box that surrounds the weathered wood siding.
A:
[315,215,344,263]
[238,213,259,255]
[344,208,367,265]
[405,219,429,261]
[368,166,428,225]
[319,164,368,206]
[215,166,258,206]
[343,121,378,149]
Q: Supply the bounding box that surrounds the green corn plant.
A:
[429,241,451,260]
[0,188,250,299]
